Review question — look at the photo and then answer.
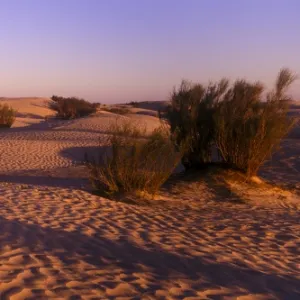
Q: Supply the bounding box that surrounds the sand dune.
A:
[0,97,55,128]
[0,98,299,299]
[125,100,170,112]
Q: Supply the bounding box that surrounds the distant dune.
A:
[125,100,170,112]
[288,99,300,107]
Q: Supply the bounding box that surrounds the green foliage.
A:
[0,104,16,128]
[50,95,97,119]
[86,120,182,198]
[165,69,297,177]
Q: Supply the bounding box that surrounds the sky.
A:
[0,0,299,103]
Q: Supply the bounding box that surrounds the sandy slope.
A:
[0,97,54,128]
[0,98,299,299]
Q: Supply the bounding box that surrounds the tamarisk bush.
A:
[165,69,297,177]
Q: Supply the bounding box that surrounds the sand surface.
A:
[0,98,299,299]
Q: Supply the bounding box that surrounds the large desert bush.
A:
[86,120,183,198]
[0,104,16,128]
[165,79,228,169]
[50,95,97,119]
[214,69,297,177]
[165,69,296,177]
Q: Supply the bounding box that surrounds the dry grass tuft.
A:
[86,120,183,198]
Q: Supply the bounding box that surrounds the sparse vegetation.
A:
[101,106,130,115]
[127,101,139,107]
[164,69,297,177]
[0,103,16,128]
[92,102,101,109]
[49,95,97,119]
[86,120,183,198]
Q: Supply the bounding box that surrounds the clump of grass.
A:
[0,104,16,128]
[86,120,183,198]
[49,95,97,119]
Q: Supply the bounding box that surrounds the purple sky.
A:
[0,0,299,103]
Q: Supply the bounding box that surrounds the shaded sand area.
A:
[0,98,299,299]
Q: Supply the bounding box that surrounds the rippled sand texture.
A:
[0,98,299,299]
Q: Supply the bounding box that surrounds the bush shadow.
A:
[0,171,89,189]
[164,167,246,204]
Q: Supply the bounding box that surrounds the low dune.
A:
[123,100,170,112]
[0,98,299,299]
[0,97,55,128]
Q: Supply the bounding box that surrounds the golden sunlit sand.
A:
[0,98,299,299]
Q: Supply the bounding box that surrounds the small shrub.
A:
[92,102,101,109]
[86,120,183,198]
[49,95,97,119]
[102,106,130,115]
[0,104,16,128]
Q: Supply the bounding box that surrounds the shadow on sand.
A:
[0,215,299,298]
[164,168,246,205]
[0,173,89,189]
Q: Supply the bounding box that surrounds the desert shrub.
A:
[0,104,16,128]
[102,106,130,115]
[49,95,97,119]
[92,102,101,109]
[164,79,229,169]
[127,101,139,107]
[165,69,296,177]
[214,69,297,177]
[110,107,130,115]
[86,120,183,197]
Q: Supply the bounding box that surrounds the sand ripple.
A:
[0,184,299,299]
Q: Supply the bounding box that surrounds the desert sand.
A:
[0,98,299,299]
